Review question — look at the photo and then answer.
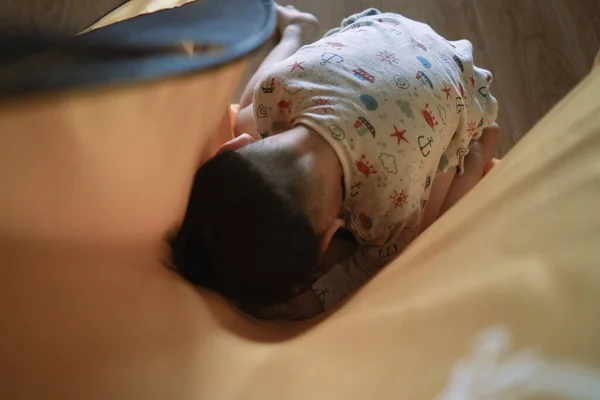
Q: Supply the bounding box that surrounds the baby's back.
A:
[255,12,496,247]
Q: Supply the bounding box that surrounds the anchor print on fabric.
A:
[320,52,344,66]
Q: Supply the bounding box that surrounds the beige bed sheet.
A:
[0,1,599,398]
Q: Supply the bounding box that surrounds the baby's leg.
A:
[237,5,319,107]
[439,123,499,215]
[420,123,499,232]
[236,5,319,137]
[419,167,456,233]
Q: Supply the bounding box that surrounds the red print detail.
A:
[353,68,375,83]
[442,83,452,100]
[421,104,438,130]
[411,38,427,52]
[486,74,492,83]
[467,120,478,136]
[326,41,345,50]
[277,100,292,113]
[355,155,377,177]
[359,213,373,229]
[313,97,333,113]
[261,77,276,93]
[289,61,305,72]
[459,82,467,99]
[470,76,476,88]
[354,119,363,128]
[390,125,409,145]
[390,190,408,209]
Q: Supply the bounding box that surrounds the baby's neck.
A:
[280,124,345,214]
[288,124,342,176]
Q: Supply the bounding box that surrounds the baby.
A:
[171,5,498,318]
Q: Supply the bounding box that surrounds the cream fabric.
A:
[82,0,200,32]
[0,1,599,399]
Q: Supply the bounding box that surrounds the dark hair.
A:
[170,145,320,305]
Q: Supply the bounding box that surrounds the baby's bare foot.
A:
[276,4,319,44]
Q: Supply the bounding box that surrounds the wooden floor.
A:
[1,0,598,155]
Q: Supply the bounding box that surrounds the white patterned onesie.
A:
[253,10,498,313]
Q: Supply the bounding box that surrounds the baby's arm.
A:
[420,167,456,233]
[420,123,499,232]
[234,5,319,139]
[439,123,499,216]
[234,105,259,139]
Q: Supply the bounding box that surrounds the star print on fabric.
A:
[289,61,305,72]
[390,125,409,144]
[470,76,476,87]
[442,83,452,100]
[313,97,334,113]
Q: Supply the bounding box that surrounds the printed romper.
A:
[253,11,498,310]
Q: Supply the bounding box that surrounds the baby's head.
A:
[171,129,343,307]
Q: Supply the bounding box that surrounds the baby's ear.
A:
[217,133,254,154]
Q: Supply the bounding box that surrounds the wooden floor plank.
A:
[552,0,600,76]
[474,0,583,147]
[0,0,69,32]
[278,0,487,51]
[62,0,128,33]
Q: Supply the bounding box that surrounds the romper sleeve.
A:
[252,69,296,139]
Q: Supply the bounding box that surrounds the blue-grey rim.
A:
[0,0,276,98]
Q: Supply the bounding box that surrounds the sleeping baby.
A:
[171,6,498,319]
